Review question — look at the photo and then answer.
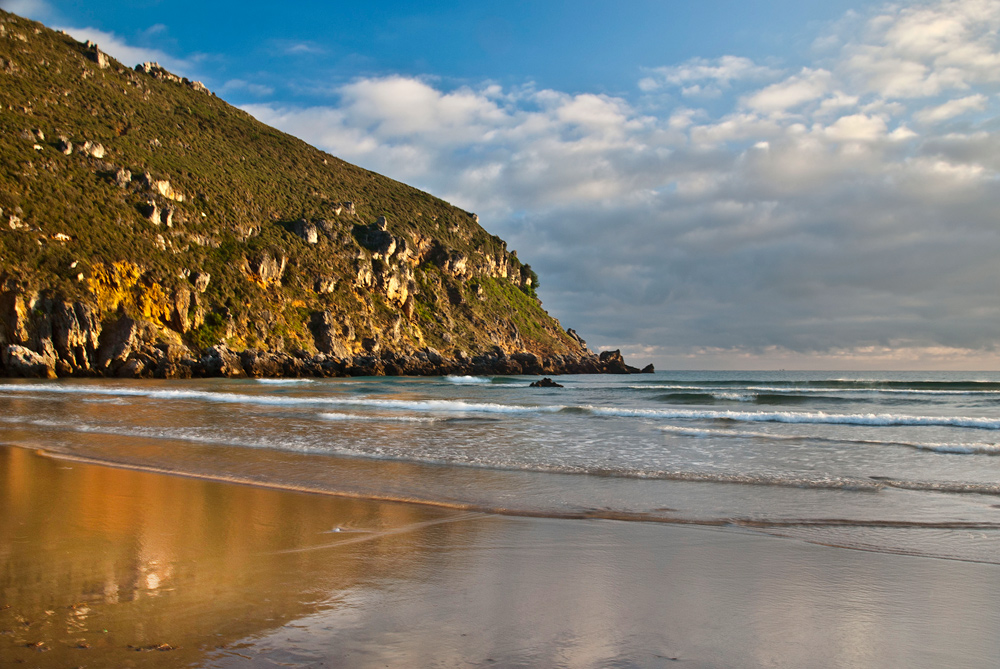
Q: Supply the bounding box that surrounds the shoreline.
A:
[23,444,1000,567]
[4,444,1000,668]
[3,338,655,380]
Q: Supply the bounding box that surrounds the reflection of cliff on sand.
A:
[0,446,476,667]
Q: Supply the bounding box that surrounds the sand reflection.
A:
[3,445,1000,668]
[0,445,474,667]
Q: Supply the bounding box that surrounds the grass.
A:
[0,10,581,358]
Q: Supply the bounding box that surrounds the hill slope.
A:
[0,10,646,378]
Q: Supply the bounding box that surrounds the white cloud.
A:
[914,93,988,123]
[821,113,888,142]
[642,56,778,91]
[245,0,1000,367]
[743,68,833,113]
[838,0,1000,98]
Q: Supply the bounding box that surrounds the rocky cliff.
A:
[0,10,651,378]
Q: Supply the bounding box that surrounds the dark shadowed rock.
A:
[529,377,563,388]
[201,344,247,377]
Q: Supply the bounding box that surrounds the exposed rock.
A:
[142,201,160,224]
[188,80,210,94]
[529,377,563,388]
[201,344,246,377]
[310,311,352,357]
[314,276,337,293]
[114,167,131,187]
[234,222,260,240]
[170,285,191,332]
[191,272,210,293]
[641,363,655,374]
[2,344,55,378]
[96,317,151,373]
[140,173,184,202]
[354,219,396,257]
[57,136,72,155]
[566,328,589,350]
[292,219,319,244]
[136,61,182,84]
[249,252,286,285]
[597,349,631,374]
[85,40,109,69]
[80,140,105,159]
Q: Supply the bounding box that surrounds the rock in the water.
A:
[529,377,564,388]
[641,363,655,374]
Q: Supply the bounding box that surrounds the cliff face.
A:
[0,11,649,378]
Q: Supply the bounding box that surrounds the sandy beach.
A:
[1,443,999,668]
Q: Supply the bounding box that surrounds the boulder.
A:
[529,377,563,388]
[201,344,247,377]
[250,252,286,284]
[191,272,210,293]
[2,344,55,378]
[80,141,105,159]
[292,219,319,244]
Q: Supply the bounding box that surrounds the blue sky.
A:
[5,0,1000,369]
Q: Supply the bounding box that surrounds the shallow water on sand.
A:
[1,372,1000,562]
[2,446,1000,668]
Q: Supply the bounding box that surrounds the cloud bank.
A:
[245,0,1000,369]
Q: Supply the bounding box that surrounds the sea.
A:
[3,370,1000,564]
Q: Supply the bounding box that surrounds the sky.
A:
[4,0,1000,370]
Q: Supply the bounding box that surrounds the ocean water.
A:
[3,370,1000,563]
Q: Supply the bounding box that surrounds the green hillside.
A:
[0,8,593,374]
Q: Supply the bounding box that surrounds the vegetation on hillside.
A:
[0,10,582,358]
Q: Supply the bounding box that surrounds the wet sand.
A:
[2,444,1000,668]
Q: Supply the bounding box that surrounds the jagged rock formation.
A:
[0,10,652,378]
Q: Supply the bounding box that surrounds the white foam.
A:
[711,392,756,402]
[255,378,314,385]
[445,375,492,384]
[631,384,1000,396]
[318,412,439,423]
[589,406,1000,430]
[0,384,558,415]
